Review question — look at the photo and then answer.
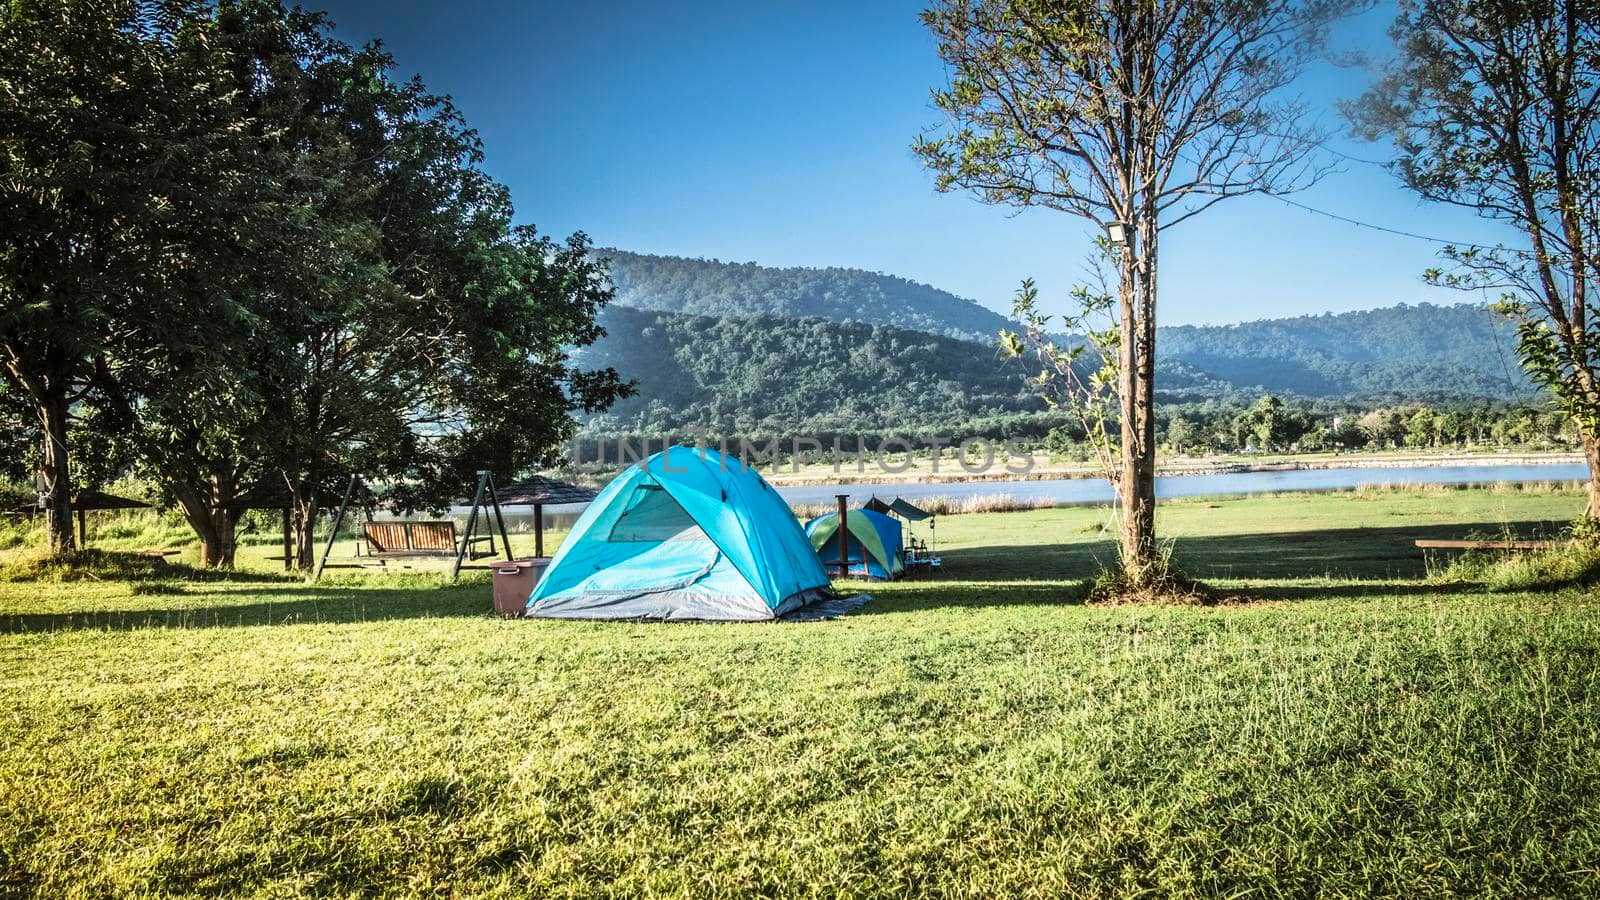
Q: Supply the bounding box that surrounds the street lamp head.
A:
[1105,221,1129,246]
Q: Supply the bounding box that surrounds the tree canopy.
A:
[1351,0,1600,515]
[0,0,629,564]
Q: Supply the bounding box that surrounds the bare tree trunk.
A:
[1583,429,1600,519]
[292,493,317,572]
[172,485,224,567]
[170,474,242,567]
[1131,213,1160,576]
[1116,229,1156,580]
[39,387,75,556]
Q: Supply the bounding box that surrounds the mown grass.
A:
[4,488,1600,896]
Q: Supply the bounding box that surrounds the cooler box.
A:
[491,558,549,617]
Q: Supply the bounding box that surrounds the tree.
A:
[1352,0,1600,514]
[2,0,630,567]
[1233,395,1315,451]
[136,2,631,568]
[0,0,258,555]
[919,0,1355,583]
[1165,415,1204,454]
[1408,407,1440,448]
[1328,416,1371,449]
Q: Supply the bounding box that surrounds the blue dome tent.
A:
[804,508,906,580]
[526,446,832,621]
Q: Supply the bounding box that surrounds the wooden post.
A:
[534,504,544,558]
[452,470,490,581]
[487,475,512,561]
[76,508,86,546]
[835,494,849,578]
[315,475,357,583]
[282,508,293,571]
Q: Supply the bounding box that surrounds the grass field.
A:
[4,487,1600,896]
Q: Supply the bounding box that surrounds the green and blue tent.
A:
[805,508,906,580]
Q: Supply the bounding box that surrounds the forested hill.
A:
[577,307,1231,435]
[574,306,1042,434]
[1159,303,1533,398]
[600,249,1014,343]
[601,251,1531,399]
[583,251,1535,433]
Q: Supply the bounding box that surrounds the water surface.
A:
[498,462,1587,529]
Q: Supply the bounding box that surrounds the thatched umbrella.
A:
[12,490,151,545]
[494,476,598,558]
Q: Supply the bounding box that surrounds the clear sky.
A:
[312,0,1520,326]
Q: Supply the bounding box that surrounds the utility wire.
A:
[1174,146,1527,254]
[1316,144,1393,167]
[1266,193,1507,250]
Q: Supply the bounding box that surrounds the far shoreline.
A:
[758,450,1587,488]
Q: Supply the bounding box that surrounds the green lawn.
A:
[4,488,1600,896]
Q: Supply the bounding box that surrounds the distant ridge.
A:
[1159,303,1533,398]
[600,248,1013,343]
[586,251,1535,434]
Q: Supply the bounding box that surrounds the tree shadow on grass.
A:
[0,581,492,633]
[3,519,1572,630]
[862,519,1566,613]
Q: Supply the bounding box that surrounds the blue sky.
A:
[315,0,1519,326]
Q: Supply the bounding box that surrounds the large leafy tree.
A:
[3,0,628,565]
[1351,0,1600,516]
[0,0,258,554]
[129,2,629,567]
[916,0,1355,584]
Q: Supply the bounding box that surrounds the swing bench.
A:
[314,471,512,582]
[360,520,461,558]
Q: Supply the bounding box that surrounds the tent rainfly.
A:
[526,446,832,621]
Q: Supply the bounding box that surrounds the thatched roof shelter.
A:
[490,475,597,559]
[494,475,597,507]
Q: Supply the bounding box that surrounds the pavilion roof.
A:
[493,475,597,506]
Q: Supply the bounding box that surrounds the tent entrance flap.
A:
[607,484,706,542]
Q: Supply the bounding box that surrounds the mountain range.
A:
[578,250,1536,435]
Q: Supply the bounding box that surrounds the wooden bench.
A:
[1414,539,1560,551]
[363,521,459,557]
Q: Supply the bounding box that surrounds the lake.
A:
[497,461,1589,527]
